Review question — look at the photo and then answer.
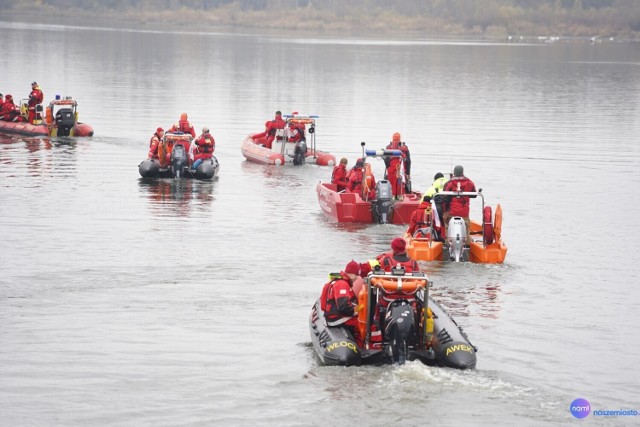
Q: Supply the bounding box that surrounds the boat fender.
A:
[483,206,494,245]
[370,277,427,293]
[493,204,503,242]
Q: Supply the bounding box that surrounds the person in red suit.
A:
[263,110,285,148]
[407,197,433,238]
[385,132,412,198]
[321,260,362,346]
[28,82,44,124]
[443,165,476,243]
[148,127,165,159]
[347,158,376,200]
[331,157,349,192]
[192,127,215,169]
[168,113,196,138]
[0,95,24,122]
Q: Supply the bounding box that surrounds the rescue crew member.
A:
[331,157,349,192]
[169,113,196,138]
[286,120,303,143]
[407,197,433,238]
[0,95,23,122]
[423,172,448,240]
[385,132,412,198]
[443,165,476,244]
[148,127,165,159]
[192,126,215,169]
[376,237,419,273]
[28,82,44,124]
[264,110,285,148]
[322,260,362,346]
[347,158,377,200]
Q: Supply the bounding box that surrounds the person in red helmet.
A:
[331,157,349,192]
[376,237,419,273]
[385,132,412,198]
[442,165,476,244]
[263,110,285,148]
[407,197,434,238]
[169,112,196,138]
[285,120,303,143]
[192,126,215,169]
[148,127,165,159]
[28,82,44,124]
[320,260,362,346]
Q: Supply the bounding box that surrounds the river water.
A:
[1,21,639,426]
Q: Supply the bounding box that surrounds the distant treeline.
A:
[3,0,640,38]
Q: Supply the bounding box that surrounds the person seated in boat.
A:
[347,158,377,200]
[320,260,362,346]
[285,120,304,143]
[407,197,435,239]
[331,157,349,192]
[0,95,25,122]
[147,127,165,160]
[168,112,196,138]
[28,81,44,124]
[263,110,285,149]
[361,238,419,277]
[443,165,476,244]
[192,126,215,169]
[424,172,447,229]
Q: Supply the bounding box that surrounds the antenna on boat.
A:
[361,141,366,161]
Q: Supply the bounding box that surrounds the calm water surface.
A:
[1,21,640,426]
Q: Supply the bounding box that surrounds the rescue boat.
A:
[316,147,422,224]
[0,97,94,137]
[309,269,477,368]
[405,190,507,263]
[138,131,219,180]
[241,114,335,166]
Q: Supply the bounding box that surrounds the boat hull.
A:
[241,134,335,166]
[316,182,421,224]
[138,156,220,180]
[0,120,94,137]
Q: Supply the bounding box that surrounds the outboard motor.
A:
[170,144,188,178]
[372,180,394,224]
[384,300,417,365]
[54,108,75,136]
[293,140,307,165]
[447,217,467,262]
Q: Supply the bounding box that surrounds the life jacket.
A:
[197,133,215,153]
[377,251,419,273]
[320,273,356,326]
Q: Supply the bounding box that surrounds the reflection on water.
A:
[138,178,215,218]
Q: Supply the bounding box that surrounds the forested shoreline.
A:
[2,0,639,39]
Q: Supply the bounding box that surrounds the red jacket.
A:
[386,140,411,175]
[407,202,432,236]
[443,176,476,217]
[331,164,348,192]
[195,132,215,154]
[169,120,196,138]
[377,251,419,273]
[323,272,357,325]
[0,101,19,121]
[347,167,364,192]
[28,88,44,107]
[148,133,162,159]
[265,117,286,137]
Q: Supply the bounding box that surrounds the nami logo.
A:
[570,398,591,419]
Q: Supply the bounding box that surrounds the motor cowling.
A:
[384,299,417,365]
[372,180,394,224]
[293,140,307,165]
[447,217,467,262]
[171,144,188,178]
[54,108,75,136]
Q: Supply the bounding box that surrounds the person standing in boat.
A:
[192,127,215,169]
[285,120,303,143]
[331,157,349,192]
[168,113,196,138]
[28,82,44,124]
[263,110,285,148]
[442,165,476,244]
[147,127,165,160]
[321,260,362,346]
[385,132,412,198]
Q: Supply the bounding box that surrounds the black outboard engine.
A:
[384,300,417,365]
[54,108,75,137]
[372,180,394,224]
[170,144,188,178]
[293,140,307,165]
